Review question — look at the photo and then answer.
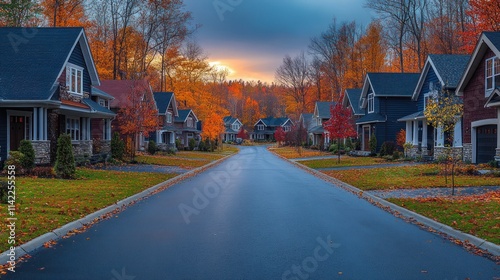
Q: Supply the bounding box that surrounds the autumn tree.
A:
[41,0,88,27]
[323,103,357,163]
[201,112,224,152]
[274,126,286,147]
[461,0,500,53]
[0,0,41,27]
[237,127,248,140]
[424,89,463,194]
[117,80,159,160]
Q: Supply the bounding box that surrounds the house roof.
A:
[153,92,178,116]
[91,87,114,100]
[398,111,425,122]
[343,89,364,115]
[0,27,99,101]
[175,109,199,123]
[309,125,325,134]
[223,116,241,126]
[96,80,151,108]
[255,117,292,127]
[457,32,500,95]
[356,113,386,125]
[315,102,335,119]
[361,73,420,108]
[82,98,115,117]
[299,113,313,127]
[485,88,500,108]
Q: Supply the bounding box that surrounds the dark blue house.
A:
[0,27,115,164]
[398,54,470,158]
[356,73,420,152]
[153,92,179,150]
[342,88,364,137]
[253,117,293,141]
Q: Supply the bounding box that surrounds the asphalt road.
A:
[6,146,499,279]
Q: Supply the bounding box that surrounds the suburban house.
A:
[299,113,313,132]
[342,88,364,137]
[356,73,420,152]
[399,54,470,159]
[253,117,293,141]
[153,92,179,150]
[174,109,200,149]
[223,116,243,142]
[456,32,500,163]
[0,27,115,165]
[95,79,155,151]
[308,102,334,149]
[90,86,116,154]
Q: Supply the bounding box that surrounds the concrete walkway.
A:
[369,185,500,199]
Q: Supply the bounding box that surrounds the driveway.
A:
[6,146,498,279]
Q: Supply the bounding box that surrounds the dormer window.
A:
[486,57,500,97]
[232,124,240,131]
[368,93,375,113]
[167,112,173,123]
[98,98,108,108]
[66,63,83,95]
[187,117,194,128]
[257,124,264,130]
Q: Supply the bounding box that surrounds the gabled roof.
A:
[175,109,198,123]
[413,54,470,100]
[92,87,114,100]
[398,111,425,122]
[96,80,152,108]
[223,116,242,126]
[254,117,292,127]
[343,88,364,115]
[457,32,500,95]
[0,27,99,101]
[153,92,178,116]
[360,73,420,108]
[314,102,335,119]
[299,113,313,127]
[485,88,500,108]
[82,98,115,117]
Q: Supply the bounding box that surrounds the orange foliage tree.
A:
[201,112,225,152]
[41,0,89,27]
[117,81,159,160]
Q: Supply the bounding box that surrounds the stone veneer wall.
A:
[73,141,93,157]
[463,143,472,162]
[100,140,111,154]
[32,141,51,164]
[434,147,464,160]
[407,145,430,158]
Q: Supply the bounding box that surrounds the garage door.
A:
[476,125,497,163]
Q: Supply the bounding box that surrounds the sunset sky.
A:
[183,0,374,83]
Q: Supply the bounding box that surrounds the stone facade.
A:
[407,145,431,158]
[100,140,111,154]
[463,143,472,162]
[73,140,93,157]
[434,146,464,161]
[32,141,51,164]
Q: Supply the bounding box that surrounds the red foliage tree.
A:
[323,103,357,162]
[274,126,286,146]
[461,0,500,53]
[237,127,248,140]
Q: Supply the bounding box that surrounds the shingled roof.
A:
[0,27,98,101]
[344,89,364,116]
[153,92,176,115]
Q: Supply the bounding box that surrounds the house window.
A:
[368,93,375,113]
[486,57,500,96]
[317,118,322,126]
[258,134,264,139]
[232,124,240,131]
[187,117,194,128]
[66,64,83,95]
[284,126,291,132]
[98,99,108,108]
[66,117,80,140]
[423,92,436,111]
[167,112,173,123]
[257,124,264,130]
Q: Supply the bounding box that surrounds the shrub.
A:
[175,139,182,150]
[345,138,353,150]
[3,151,25,175]
[0,181,7,204]
[380,141,396,156]
[148,140,157,155]
[189,138,196,151]
[369,135,377,155]
[19,140,35,170]
[54,134,76,179]
[198,140,206,152]
[454,165,479,175]
[28,166,56,178]
[392,150,401,160]
[111,132,125,160]
[488,160,498,168]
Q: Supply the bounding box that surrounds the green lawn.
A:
[300,156,390,169]
[0,169,175,252]
[324,164,500,191]
[139,145,238,168]
[388,194,500,245]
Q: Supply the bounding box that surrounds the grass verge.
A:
[269,146,329,159]
[323,164,500,191]
[300,156,390,169]
[0,169,175,252]
[388,192,500,245]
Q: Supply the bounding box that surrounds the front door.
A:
[363,126,370,151]
[10,116,26,151]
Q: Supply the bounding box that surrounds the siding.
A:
[0,108,6,163]
[416,67,441,112]
[68,43,92,93]
[463,49,497,144]
[375,97,417,150]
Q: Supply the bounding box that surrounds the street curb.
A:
[272,151,500,258]
[0,152,237,266]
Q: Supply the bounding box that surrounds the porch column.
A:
[454,118,462,147]
[38,107,44,140]
[406,121,412,143]
[33,108,38,141]
[412,121,419,145]
[43,108,47,140]
[171,132,175,145]
[497,109,500,149]
[157,131,162,143]
[436,125,444,147]
[422,121,428,148]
